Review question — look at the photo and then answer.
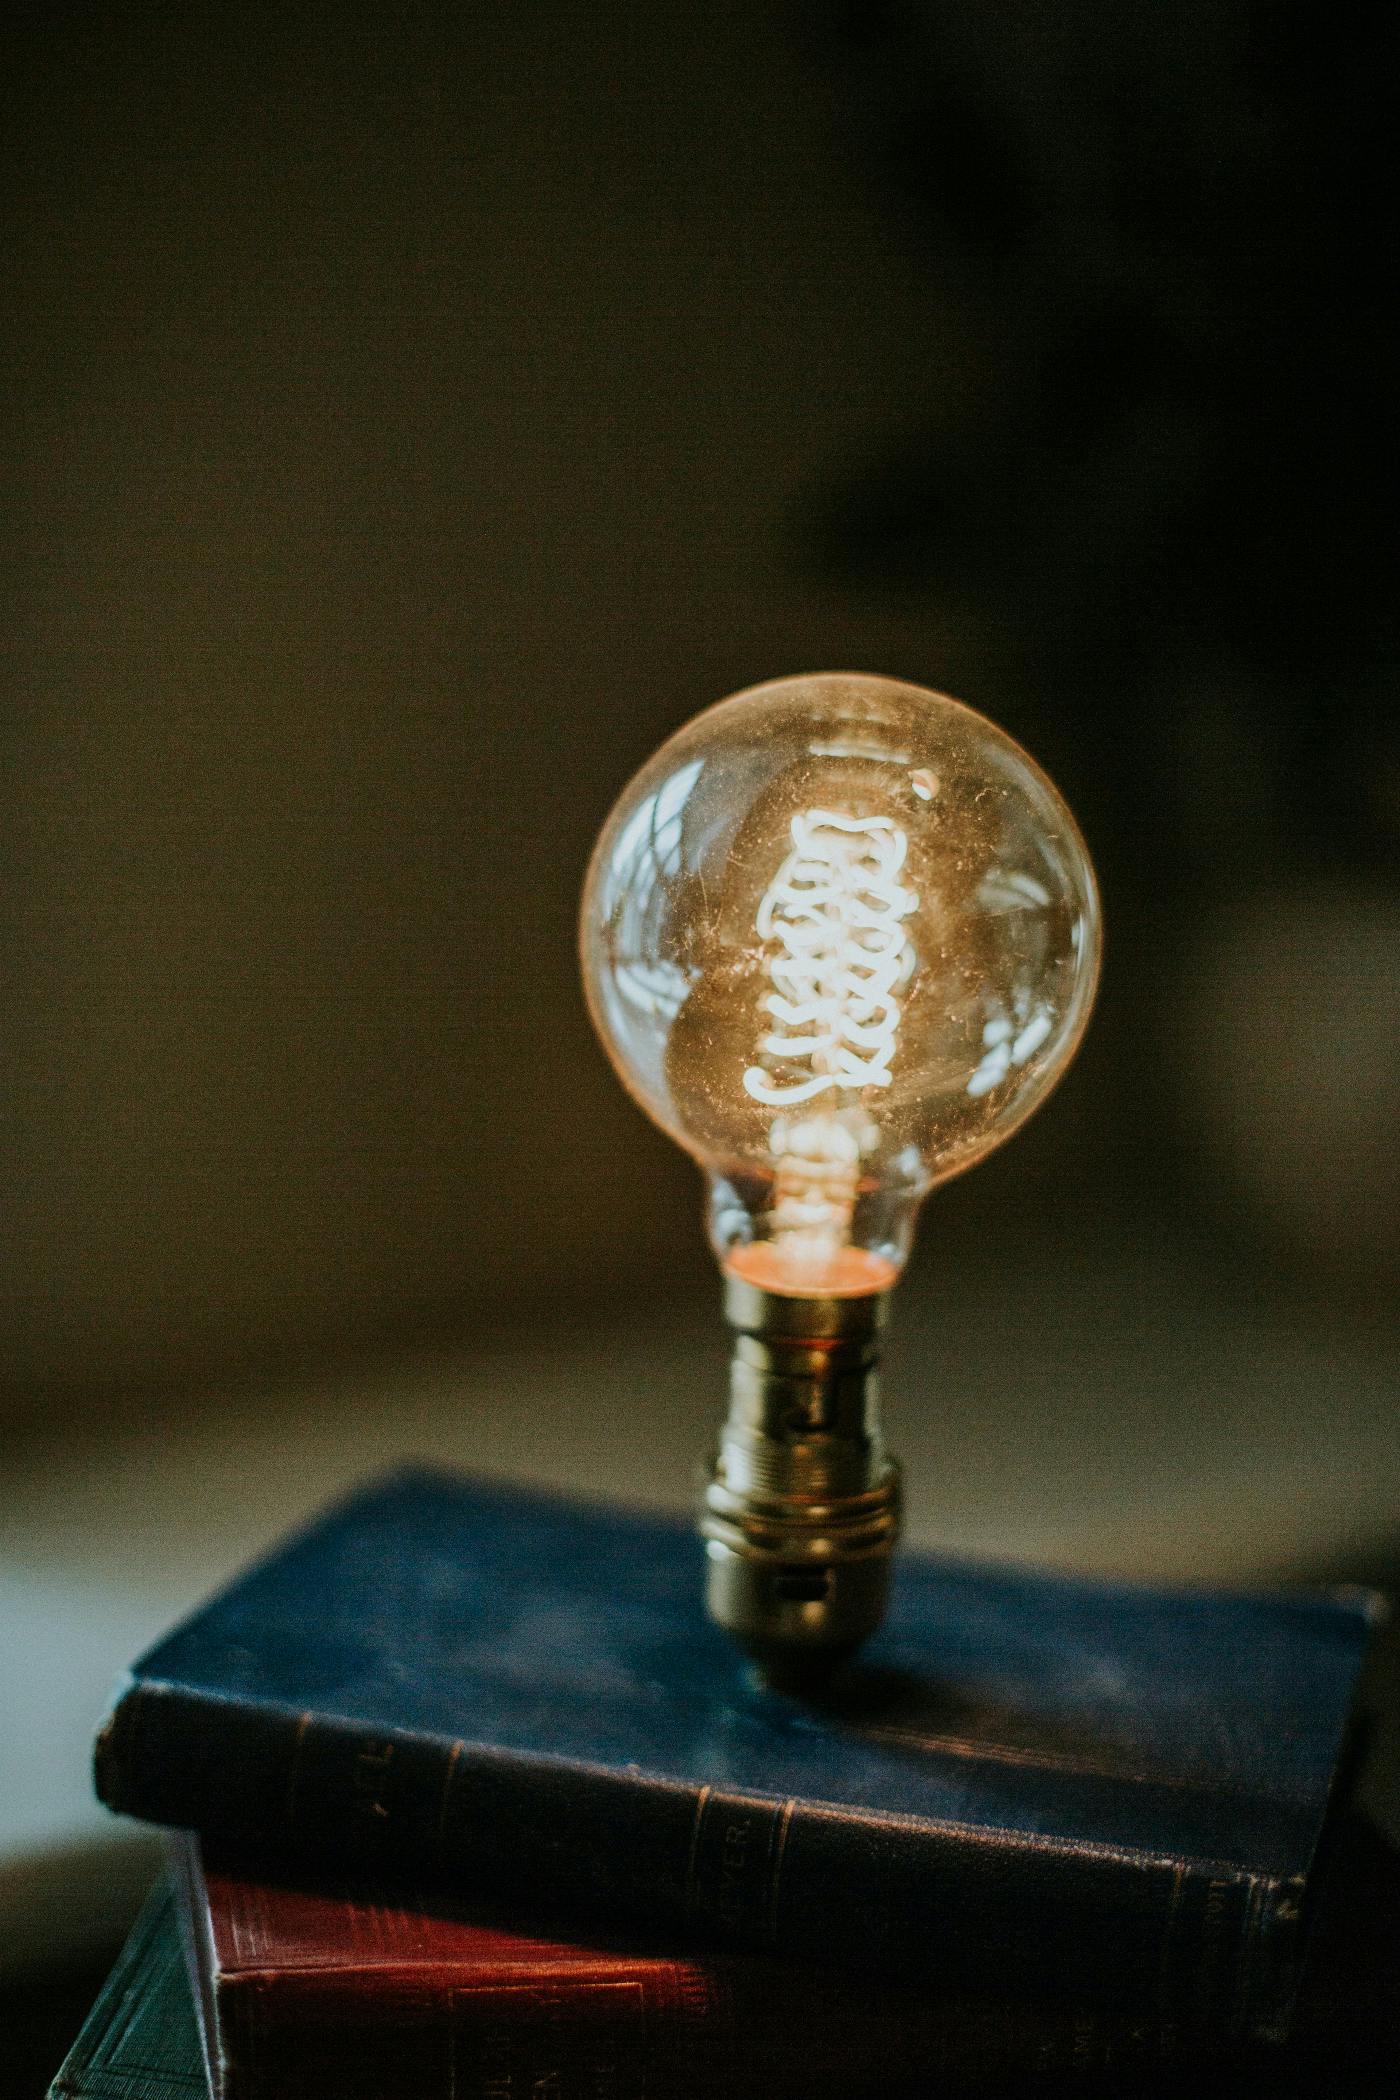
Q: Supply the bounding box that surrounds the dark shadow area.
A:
[2,1949,131,2100]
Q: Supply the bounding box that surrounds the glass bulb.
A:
[581,672,1100,1299]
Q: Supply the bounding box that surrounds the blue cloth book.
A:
[94,1467,1379,2045]
[47,1881,203,2099]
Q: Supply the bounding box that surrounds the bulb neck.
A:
[700,1272,901,1685]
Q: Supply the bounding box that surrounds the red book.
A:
[170,1835,1183,2097]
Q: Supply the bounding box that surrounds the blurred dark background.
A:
[1,0,1396,1417]
[2,2,1398,2079]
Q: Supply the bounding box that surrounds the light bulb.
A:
[581,672,1100,1675]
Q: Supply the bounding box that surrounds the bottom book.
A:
[49,1827,1400,2099]
[49,1857,1400,2100]
[47,1880,204,2100]
[51,1841,1200,2100]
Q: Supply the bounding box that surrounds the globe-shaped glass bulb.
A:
[581,673,1100,1297]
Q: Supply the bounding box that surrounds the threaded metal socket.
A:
[700,1272,901,1682]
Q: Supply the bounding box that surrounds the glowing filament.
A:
[766,1110,869,1273]
[743,810,916,1108]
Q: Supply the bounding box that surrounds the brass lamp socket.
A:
[700,1273,901,1684]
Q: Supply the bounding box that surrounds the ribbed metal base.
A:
[700,1272,901,1683]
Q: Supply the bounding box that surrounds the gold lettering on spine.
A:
[714,1816,752,1933]
[352,1736,395,1821]
[686,1792,793,1943]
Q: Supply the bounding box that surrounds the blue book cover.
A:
[94,1467,1379,2044]
[48,1882,203,2099]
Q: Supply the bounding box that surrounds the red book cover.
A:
[175,1836,745,2100]
[169,1834,1186,2098]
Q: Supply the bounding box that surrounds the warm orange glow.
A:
[724,1241,900,1298]
[582,672,1101,1290]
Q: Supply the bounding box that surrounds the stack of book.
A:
[47,1467,1393,2096]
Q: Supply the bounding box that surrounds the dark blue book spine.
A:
[94,1674,1299,2043]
